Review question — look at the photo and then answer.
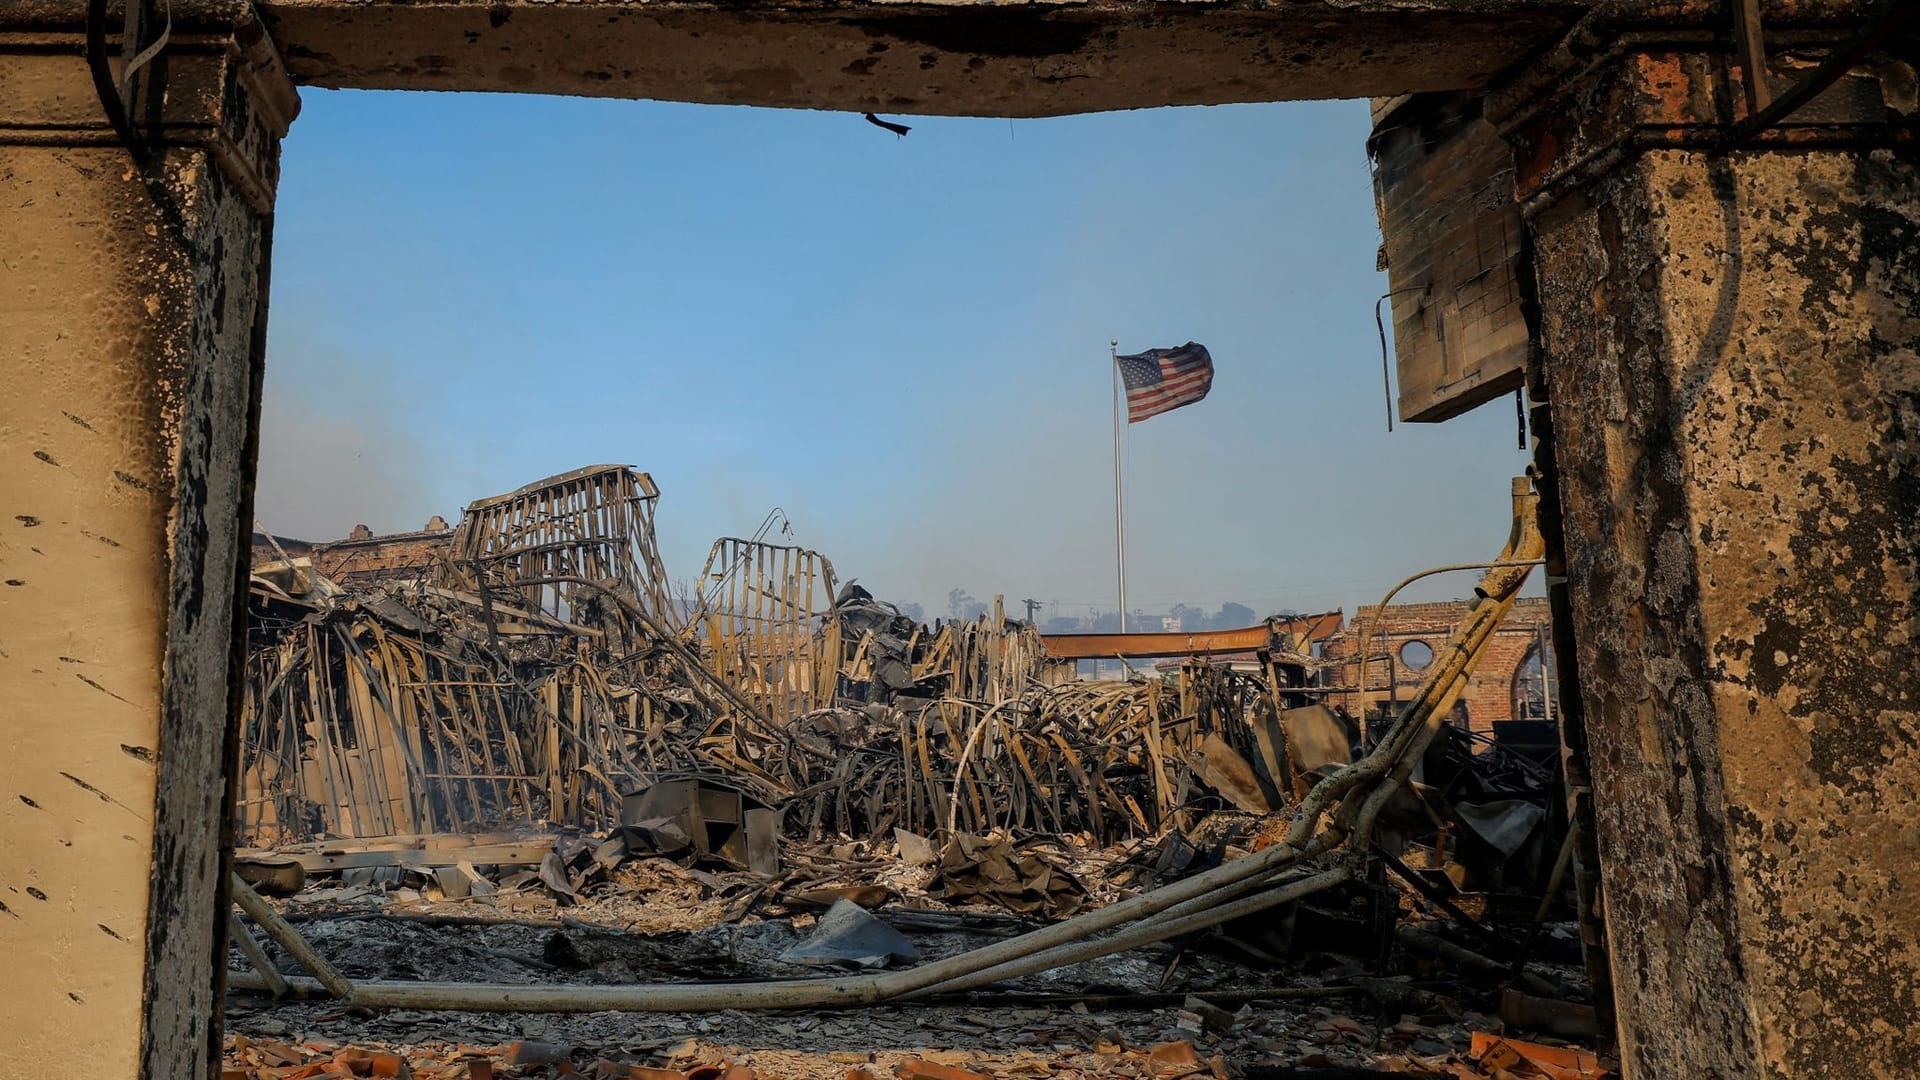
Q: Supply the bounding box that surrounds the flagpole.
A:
[1111,339,1128,635]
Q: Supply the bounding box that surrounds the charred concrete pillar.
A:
[0,7,295,1077]
[1490,22,1919,1078]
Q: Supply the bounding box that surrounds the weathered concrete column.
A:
[0,8,295,1077]
[1492,23,1918,1079]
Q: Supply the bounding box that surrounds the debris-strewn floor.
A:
[224,841,1608,1080]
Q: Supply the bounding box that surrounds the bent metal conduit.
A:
[228,478,1546,1014]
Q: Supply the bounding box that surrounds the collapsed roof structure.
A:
[241,464,1343,851]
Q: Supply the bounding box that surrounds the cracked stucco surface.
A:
[0,44,279,1080]
[1533,147,1919,1078]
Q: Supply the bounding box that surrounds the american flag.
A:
[1116,342,1214,423]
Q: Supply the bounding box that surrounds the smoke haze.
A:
[253,340,439,543]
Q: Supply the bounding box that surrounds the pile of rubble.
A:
[226,823,1610,1078]
[228,469,1605,1079]
[222,1030,1605,1080]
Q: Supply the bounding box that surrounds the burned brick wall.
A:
[1371,92,1532,423]
[1323,598,1556,739]
[305,520,453,585]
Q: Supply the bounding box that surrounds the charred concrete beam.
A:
[0,20,295,1080]
[10,0,1597,114]
[13,2,1901,117]
[251,0,1588,115]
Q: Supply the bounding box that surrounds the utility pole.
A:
[1022,598,1041,624]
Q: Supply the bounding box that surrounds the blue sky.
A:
[256,91,1534,620]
